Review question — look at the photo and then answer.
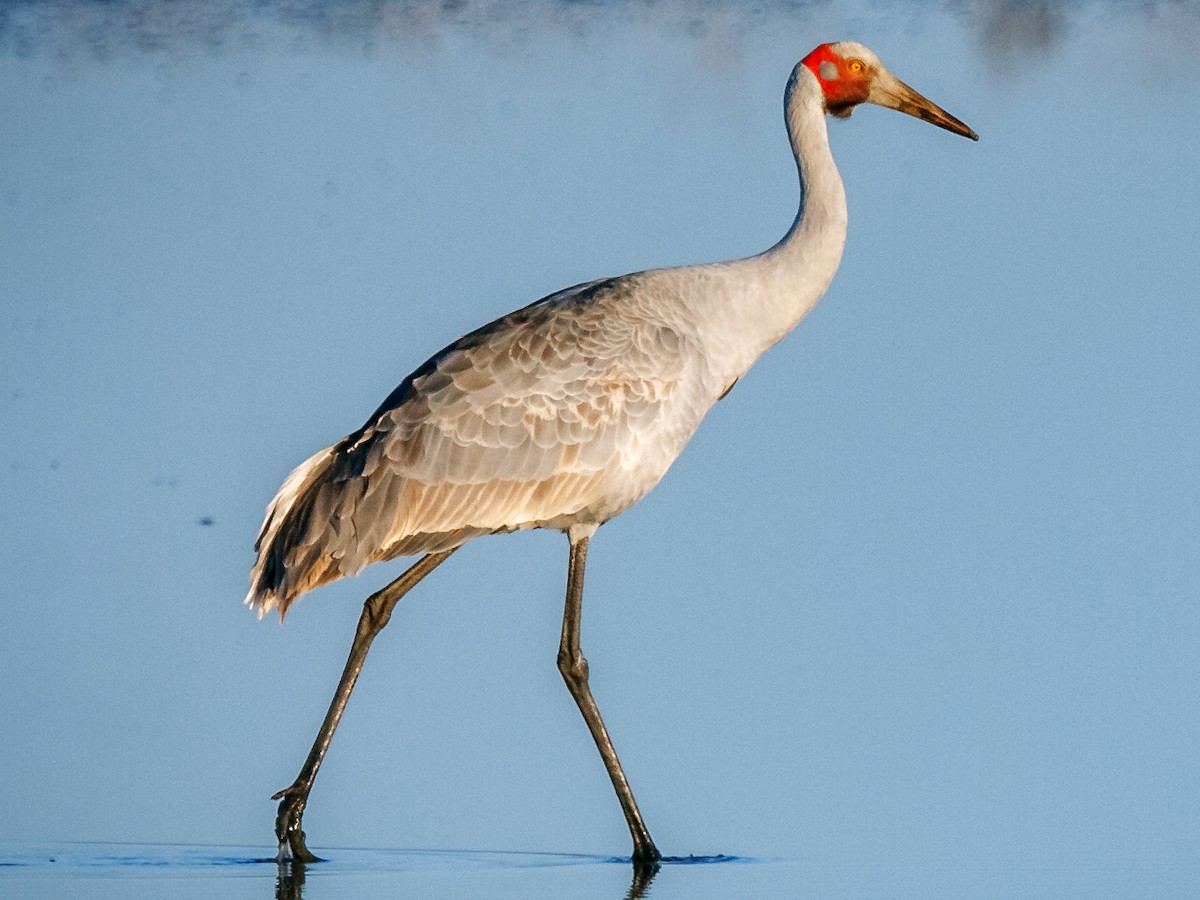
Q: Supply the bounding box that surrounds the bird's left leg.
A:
[273,548,457,862]
[557,528,661,866]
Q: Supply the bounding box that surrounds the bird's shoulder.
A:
[317,272,700,485]
[369,273,688,419]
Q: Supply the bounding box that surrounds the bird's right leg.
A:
[273,548,457,863]
[557,530,661,866]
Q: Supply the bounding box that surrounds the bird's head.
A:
[802,41,978,141]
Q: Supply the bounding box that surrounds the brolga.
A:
[248,41,977,867]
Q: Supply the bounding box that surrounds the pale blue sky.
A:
[2,1,1198,893]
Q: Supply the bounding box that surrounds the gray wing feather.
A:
[248,274,705,616]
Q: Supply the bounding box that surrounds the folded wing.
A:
[247,275,697,618]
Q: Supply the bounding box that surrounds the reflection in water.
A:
[1,0,1195,70]
[276,859,305,900]
[273,854,632,900]
[625,861,657,900]
[273,857,655,900]
[282,852,755,898]
[0,843,747,898]
[271,854,753,899]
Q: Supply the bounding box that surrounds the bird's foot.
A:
[630,830,661,866]
[272,782,321,863]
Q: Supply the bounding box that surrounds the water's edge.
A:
[0,842,756,878]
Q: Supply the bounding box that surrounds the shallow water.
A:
[0,843,773,899]
[5,842,1194,899]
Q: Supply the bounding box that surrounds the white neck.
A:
[772,63,848,263]
[685,63,848,382]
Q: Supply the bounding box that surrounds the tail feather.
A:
[245,446,338,619]
[245,436,490,620]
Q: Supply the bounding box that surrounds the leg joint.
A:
[359,590,394,635]
[557,648,589,685]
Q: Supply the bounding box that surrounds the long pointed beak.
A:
[869,71,979,141]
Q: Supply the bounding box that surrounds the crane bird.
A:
[248,41,977,866]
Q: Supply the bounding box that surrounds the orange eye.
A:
[848,59,864,74]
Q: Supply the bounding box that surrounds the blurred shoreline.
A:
[2,0,1196,71]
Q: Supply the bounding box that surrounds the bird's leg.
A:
[557,533,662,866]
[273,548,457,863]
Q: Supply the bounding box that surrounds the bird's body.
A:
[248,66,849,618]
[249,41,976,867]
